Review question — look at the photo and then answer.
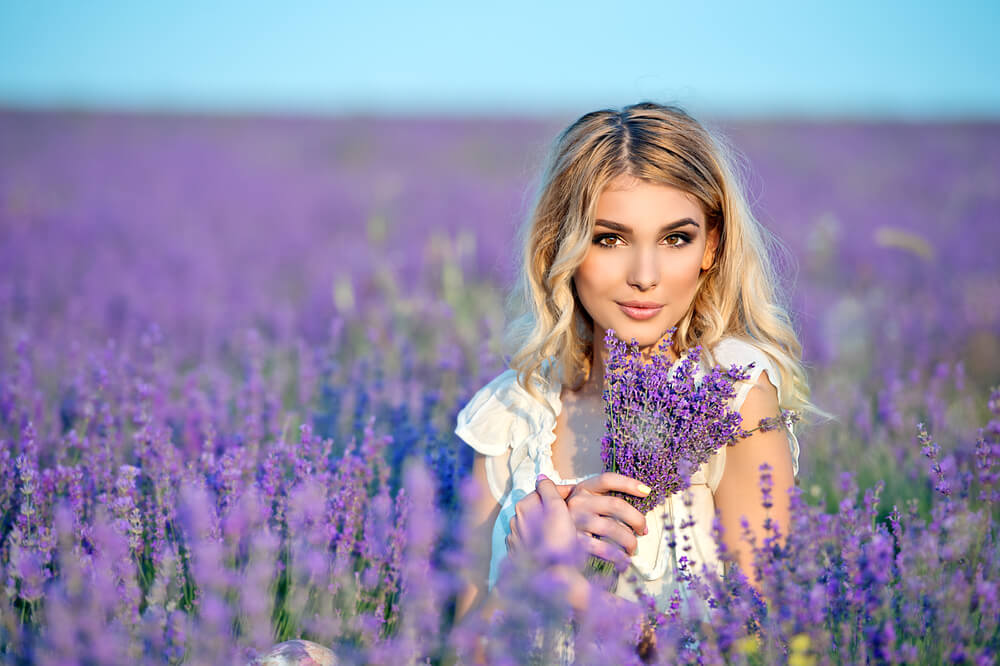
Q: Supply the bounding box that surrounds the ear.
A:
[701,225,720,271]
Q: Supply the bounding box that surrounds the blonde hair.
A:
[503,102,815,420]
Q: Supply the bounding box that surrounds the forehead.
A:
[595,175,704,219]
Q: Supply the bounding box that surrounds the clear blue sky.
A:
[1,0,998,118]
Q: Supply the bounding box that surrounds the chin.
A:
[607,322,671,348]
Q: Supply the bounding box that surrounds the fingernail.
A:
[637,483,651,495]
[536,474,549,483]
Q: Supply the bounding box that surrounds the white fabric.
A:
[454,336,800,606]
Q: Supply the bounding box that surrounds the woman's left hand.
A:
[505,478,574,557]
[509,474,592,612]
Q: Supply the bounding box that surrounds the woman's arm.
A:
[455,452,502,622]
[713,370,796,592]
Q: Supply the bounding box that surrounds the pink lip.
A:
[617,303,663,321]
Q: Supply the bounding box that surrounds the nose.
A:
[626,245,659,291]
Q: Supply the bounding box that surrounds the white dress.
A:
[454,336,800,610]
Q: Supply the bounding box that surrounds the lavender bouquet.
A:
[588,328,755,582]
[598,327,753,516]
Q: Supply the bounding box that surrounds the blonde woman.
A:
[454,103,812,635]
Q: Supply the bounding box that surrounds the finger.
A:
[534,475,579,552]
[553,482,575,500]
[592,495,649,536]
[577,515,639,556]
[522,487,554,539]
[514,492,541,522]
[581,534,631,572]
[566,493,648,536]
[578,472,652,499]
[506,531,520,556]
[512,493,541,543]
[534,474,565,507]
[509,515,521,544]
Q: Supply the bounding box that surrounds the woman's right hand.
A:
[508,472,650,571]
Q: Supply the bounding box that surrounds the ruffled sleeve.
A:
[455,370,529,456]
[700,338,801,492]
[455,368,561,503]
[455,370,518,502]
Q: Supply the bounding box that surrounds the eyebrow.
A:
[594,218,701,233]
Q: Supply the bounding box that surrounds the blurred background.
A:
[1,1,999,502]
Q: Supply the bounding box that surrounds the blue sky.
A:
[1,1,998,118]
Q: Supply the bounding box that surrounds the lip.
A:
[617,302,663,321]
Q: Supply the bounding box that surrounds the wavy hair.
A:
[503,102,815,420]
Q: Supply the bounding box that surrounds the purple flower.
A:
[599,328,751,514]
[918,423,952,497]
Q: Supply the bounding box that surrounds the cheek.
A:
[573,273,598,310]
[572,262,612,318]
[664,252,705,290]
[574,257,612,293]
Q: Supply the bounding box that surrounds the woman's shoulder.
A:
[705,336,801,479]
[454,364,559,457]
[706,336,779,387]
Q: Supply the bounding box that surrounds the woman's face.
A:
[572,174,719,354]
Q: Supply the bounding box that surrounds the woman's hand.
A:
[506,481,573,558]
[510,474,592,612]
[507,472,650,572]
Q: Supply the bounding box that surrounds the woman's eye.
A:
[593,233,689,248]
[594,234,621,248]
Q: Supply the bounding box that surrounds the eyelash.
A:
[592,233,691,249]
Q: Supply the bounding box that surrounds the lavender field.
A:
[0,110,998,664]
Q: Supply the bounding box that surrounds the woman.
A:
[453,103,812,637]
